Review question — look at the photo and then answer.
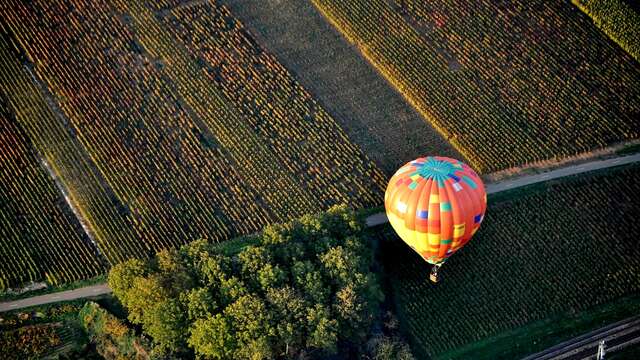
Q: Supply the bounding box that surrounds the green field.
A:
[311,0,640,173]
[0,36,142,270]
[0,100,104,289]
[380,164,640,358]
[220,0,462,175]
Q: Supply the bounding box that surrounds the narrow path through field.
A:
[1,152,638,313]
[0,284,110,312]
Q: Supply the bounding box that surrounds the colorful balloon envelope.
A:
[385,156,487,265]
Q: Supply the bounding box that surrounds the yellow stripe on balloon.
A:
[428,233,440,246]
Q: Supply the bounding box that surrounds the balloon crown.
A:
[413,157,462,180]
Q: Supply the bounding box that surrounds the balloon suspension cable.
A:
[430,262,444,283]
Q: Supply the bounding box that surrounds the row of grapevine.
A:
[120,0,387,208]
[0,34,148,266]
[311,0,640,173]
[163,1,386,214]
[572,0,640,62]
[0,0,280,263]
[0,100,104,290]
[0,0,386,271]
[381,164,640,357]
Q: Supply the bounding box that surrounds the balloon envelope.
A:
[384,156,487,264]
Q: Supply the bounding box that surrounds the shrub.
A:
[79,301,151,360]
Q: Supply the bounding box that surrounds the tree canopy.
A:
[108,205,383,359]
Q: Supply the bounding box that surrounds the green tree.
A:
[188,314,236,359]
[266,286,308,356]
[224,294,274,348]
[122,274,168,324]
[322,204,362,238]
[320,245,360,286]
[291,260,329,303]
[238,246,272,276]
[79,302,151,360]
[108,258,148,304]
[180,238,214,264]
[305,304,338,353]
[107,205,382,358]
[334,282,370,340]
[219,276,248,306]
[156,247,195,293]
[369,335,415,360]
[233,337,272,360]
[261,223,290,247]
[141,298,186,353]
[257,263,286,291]
[181,287,217,321]
[198,254,231,288]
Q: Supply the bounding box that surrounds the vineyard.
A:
[0,35,142,268]
[0,0,386,286]
[311,0,640,173]
[573,0,640,62]
[213,0,464,175]
[1,0,639,356]
[0,323,62,359]
[0,100,104,290]
[381,164,640,358]
[1,302,98,359]
[159,0,386,208]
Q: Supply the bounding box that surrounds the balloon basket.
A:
[429,264,442,283]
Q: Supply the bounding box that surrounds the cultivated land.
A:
[0,34,140,268]
[2,153,639,312]
[1,0,639,358]
[311,0,640,173]
[0,101,104,289]
[0,0,386,289]
[380,164,640,359]
[573,0,640,62]
[220,0,462,175]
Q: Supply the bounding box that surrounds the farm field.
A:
[0,0,386,289]
[311,0,640,173]
[573,0,640,62]
[1,0,639,358]
[0,99,104,290]
[380,164,640,358]
[220,0,462,175]
[0,35,142,269]
[0,297,124,359]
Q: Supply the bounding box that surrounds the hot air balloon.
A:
[384,156,487,282]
